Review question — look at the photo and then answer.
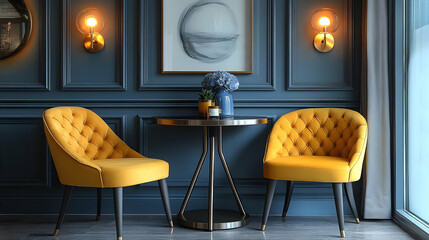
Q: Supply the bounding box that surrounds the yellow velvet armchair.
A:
[260,108,368,238]
[43,107,172,240]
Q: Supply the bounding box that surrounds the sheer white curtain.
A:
[362,0,391,219]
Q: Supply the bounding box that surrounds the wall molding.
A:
[138,0,276,91]
[0,116,50,187]
[61,0,126,91]
[287,0,354,91]
[0,0,50,91]
[103,115,127,141]
[137,116,151,157]
[0,99,360,108]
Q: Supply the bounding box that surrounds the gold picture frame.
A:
[162,0,253,74]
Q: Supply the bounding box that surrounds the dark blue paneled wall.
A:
[0,0,362,216]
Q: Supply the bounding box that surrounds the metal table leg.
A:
[178,126,249,231]
[178,127,208,216]
[218,127,247,216]
[208,129,215,231]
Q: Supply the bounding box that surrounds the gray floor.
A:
[0,215,414,240]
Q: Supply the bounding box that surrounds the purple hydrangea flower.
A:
[201,71,239,92]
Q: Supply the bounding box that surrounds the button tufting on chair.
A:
[43,107,173,240]
[261,108,368,237]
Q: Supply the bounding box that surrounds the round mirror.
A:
[0,0,32,61]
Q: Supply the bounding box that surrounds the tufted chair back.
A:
[43,107,143,187]
[265,108,367,174]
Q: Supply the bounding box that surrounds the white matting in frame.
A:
[162,0,253,73]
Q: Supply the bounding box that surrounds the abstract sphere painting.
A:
[162,0,252,73]
[179,1,239,63]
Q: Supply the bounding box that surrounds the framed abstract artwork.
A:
[162,0,253,73]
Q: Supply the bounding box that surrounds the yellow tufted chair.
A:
[43,107,172,240]
[260,108,368,238]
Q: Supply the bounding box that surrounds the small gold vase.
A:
[198,100,214,119]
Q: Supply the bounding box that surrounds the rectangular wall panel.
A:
[138,0,275,91]
[0,116,49,187]
[104,115,126,140]
[287,0,353,91]
[61,0,126,90]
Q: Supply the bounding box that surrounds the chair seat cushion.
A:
[93,158,169,187]
[263,156,351,183]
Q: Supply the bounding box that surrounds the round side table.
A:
[154,116,267,231]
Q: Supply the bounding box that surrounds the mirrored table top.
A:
[153,116,268,127]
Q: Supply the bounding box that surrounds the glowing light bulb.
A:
[86,17,97,27]
[319,17,330,27]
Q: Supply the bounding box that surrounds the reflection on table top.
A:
[153,116,268,127]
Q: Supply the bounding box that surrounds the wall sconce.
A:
[311,9,339,52]
[76,8,105,53]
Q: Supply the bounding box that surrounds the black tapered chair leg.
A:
[282,181,295,218]
[96,188,102,221]
[344,183,360,223]
[332,183,345,238]
[261,179,277,231]
[53,185,73,236]
[158,179,173,227]
[113,187,123,240]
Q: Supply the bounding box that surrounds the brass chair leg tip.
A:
[281,213,286,218]
[96,215,101,221]
[261,224,266,231]
[169,221,174,228]
[356,218,360,224]
[340,230,345,238]
[117,237,122,240]
[53,229,59,236]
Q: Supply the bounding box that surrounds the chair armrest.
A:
[44,123,103,187]
[348,127,368,181]
[43,123,101,171]
[264,115,293,162]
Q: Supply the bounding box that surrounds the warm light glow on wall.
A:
[76,9,105,53]
[311,9,339,53]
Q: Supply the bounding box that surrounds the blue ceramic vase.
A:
[214,88,234,117]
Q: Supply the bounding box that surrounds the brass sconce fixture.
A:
[311,9,339,52]
[76,8,105,53]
